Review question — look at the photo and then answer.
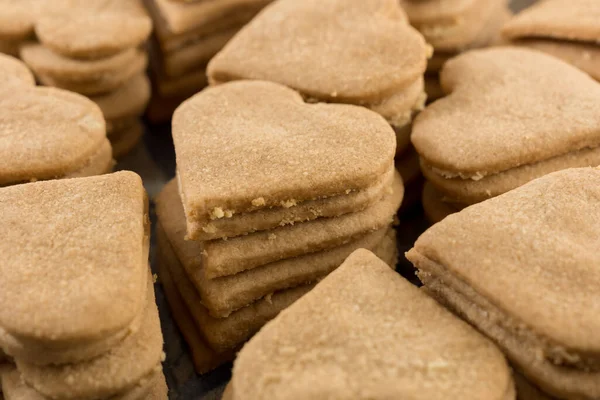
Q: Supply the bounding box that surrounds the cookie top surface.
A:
[0,0,42,40]
[232,249,513,400]
[409,167,600,353]
[502,0,600,42]
[0,53,35,87]
[15,0,152,59]
[400,0,478,23]
[207,0,427,101]
[0,172,149,343]
[0,85,107,185]
[411,47,600,176]
[172,80,396,222]
[90,73,151,120]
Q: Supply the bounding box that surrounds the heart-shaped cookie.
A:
[0,55,112,185]
[207,0,427,102]
[172,80,396,232]
[412,47,600,177]
[0,172,149,365]
[0,0,151,59]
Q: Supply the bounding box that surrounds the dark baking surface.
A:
[124,1,537,398]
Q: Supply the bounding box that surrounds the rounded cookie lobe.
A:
[0,53,35,87]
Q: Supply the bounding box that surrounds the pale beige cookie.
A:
[37,52,148,95]
[401,0,508,52]
[422,182,459,224]
[407,167,600,400]
[146,0,265,53]
[152,0,272,36]
[160,28,237,78]
[510,39,600,81]
[173,80,396,239]
[156,182,399,317]
[16,275,162,400]
[181,167,394,241]
[157,254,235,375]
[0,365,165,400]
[90,74,150,121]
[231,249,514,400]
[110,121,144,160]
[207,0,428,125]
[0,53,35,88]
[0,85,110,186]
[21,44,146,83]
[0,0,41,41]
[412,47,600,178]
[35,0,151,59]
[157,232,314,351]
[502,0,600,43]
[63,138,114,179]
[0,172,149,365]
[158,171,402,280]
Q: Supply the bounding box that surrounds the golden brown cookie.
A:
[421,181,459,224]
[0,53,34,87]
[207,0,428,128]
[0,172,149,365]
[0,84,111,186]
[173,80,396,240]
[412,47,600,204]
[407,167,600,400]
[231,249,514,400]
[90,74,149,125]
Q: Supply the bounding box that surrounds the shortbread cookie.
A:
[503,0,600,82]
[90,74,150,122]
[38,52,148,95]
[21,44,146,83]
[182,167,394,241]
[412,47,600,204]
[407,168,600,400]
[157,256,235,374]
[152,0,271,36]
[0,365,166,400]
[157,171,401,279]
[159,28,237,78]
[16,275,163,400]
[230,249,514,400]
[157,234,313,351]
[401,0,508,52]
[0,0,41,41]
[173,80,396,239]
[146,0,266,53]
[207,0,428,128]
[422,182,459,224]
[35,0,151,59]
[0,172,149,365]
[157,196,397,316]
[0,53,34,87]
[110,121,144,160]
[0,85,111,186]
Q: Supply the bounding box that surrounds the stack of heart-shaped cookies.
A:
[400,0,512,102]
[412,47,600,223]
[207,0,428,209]
[144,0,272,123]
[0,53,112,186]
[155,80,401,373]
[502,0,600,82]
[10,0,152,159]
[407,167,600,400]
[0,172,167,400]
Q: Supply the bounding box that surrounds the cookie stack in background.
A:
[412,47,600,224]
[207,0,428,210]
[0,172,167,400]
[0,54,112,185]
[8,0,152,160]
[155,80,401,373]
[143,0,272,123]
[503,0,600,82]
[400,0,512,102]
